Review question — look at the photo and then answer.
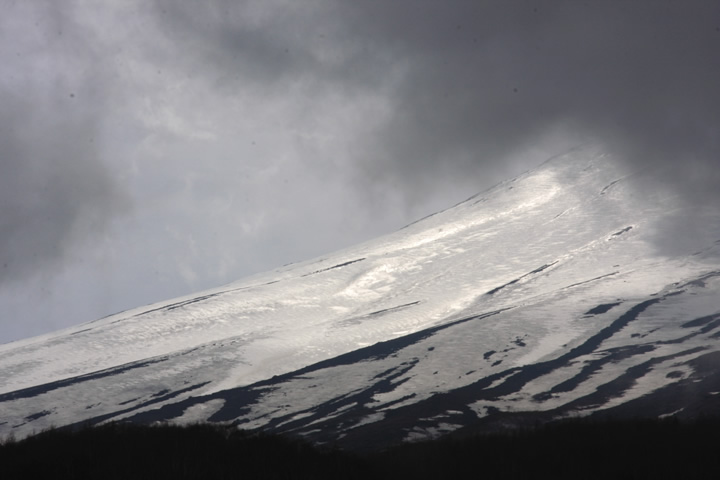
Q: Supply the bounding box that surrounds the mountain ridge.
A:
[2,145,720,449]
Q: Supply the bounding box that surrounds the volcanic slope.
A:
[2,146,720,449]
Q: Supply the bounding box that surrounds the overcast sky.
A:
[1,1,718,343]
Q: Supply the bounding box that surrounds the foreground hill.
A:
[3,419,719,479]
[1,146,719,449]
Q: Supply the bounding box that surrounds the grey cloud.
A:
[150,1,720,201]
[341,1,720,193]
[0,2,127,286]
[150,1,330,94]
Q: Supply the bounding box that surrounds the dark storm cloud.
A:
[148,0,396,97]
[151,0,720,200]
[336,0,720,200]
[0,2,126,285]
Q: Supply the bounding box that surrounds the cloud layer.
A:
[0,1,127,287]
[153,0,720,196]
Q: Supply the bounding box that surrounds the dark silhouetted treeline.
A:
[0,423,368,480]
[2,417,720,479]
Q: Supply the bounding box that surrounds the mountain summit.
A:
[2,146,719,449]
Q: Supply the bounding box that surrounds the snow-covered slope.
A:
[2,146,720,448]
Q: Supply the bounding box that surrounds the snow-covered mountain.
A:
[2,146,720,449]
